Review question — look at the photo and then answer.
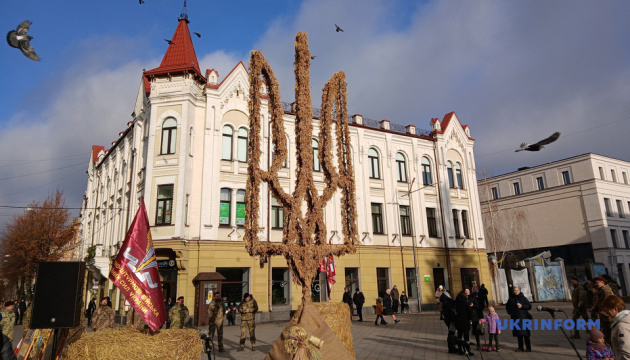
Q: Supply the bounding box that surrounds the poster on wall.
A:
[236,203,246,225]
[498,268,509,304]
[511,268,533,302]
[534,265,566,301]
[219,203,230,225]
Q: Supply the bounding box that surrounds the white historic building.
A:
[478,153,630,295]
[79,14,489,324]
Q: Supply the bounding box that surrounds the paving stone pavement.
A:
[9,301,589,359]
[198,301,589,360]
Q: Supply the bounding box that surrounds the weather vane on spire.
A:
[178,0,188,22]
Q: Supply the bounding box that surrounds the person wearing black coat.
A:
[86,298,96,327]
[0,332,17,360]
[342,287,354,320]
[383,289,400,324]
[479,284,489,309]
[505,286,532,352]
[352,289,365,321]
[440,291,458,354]
[455,289,474,355]
[469,295,483,350]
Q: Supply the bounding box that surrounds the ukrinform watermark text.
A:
[496,319,599,331]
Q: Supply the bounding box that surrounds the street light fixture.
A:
[401,178,437,313]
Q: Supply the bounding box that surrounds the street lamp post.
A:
[403,178,437,313]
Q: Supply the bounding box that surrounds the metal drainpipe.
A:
[433,141,454,292]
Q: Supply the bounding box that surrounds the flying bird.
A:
[139,0,144,3]
[310,55,317,60]
[515,132,561,152]
[6,20,40,61]
[193,32,201,38]
[335,24,344,32]
[164,39,175,45]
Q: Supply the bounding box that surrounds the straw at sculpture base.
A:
[61,328,202,360]
[266,300,354,360]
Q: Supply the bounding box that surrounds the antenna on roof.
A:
[179,0,189,22]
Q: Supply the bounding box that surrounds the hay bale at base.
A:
[61,328,202,360]
[313,302,354,358]
[266,300,354,360]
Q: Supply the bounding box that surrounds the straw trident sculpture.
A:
[245,32,359,301]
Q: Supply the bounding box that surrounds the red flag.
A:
[325,255,336,293]
[109,199,166,331]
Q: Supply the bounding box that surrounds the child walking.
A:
[586,329,615,360]
[484,305,501,352]
[375,298,386,325]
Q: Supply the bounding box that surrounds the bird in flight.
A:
[311,55,317,60]
[515,132,561,152]
[164,39,175,45]
[139,0,144,3]
[6,20,40,61]
[193,32,201,38]
[335,24,344,32]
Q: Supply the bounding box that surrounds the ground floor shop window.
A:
[159,267,178,301]
[345,268,359,293]
[377,268,390,298]
[311,270,327,302]
[405,268,418,298]
[216,267,249,303]
[272,268,290,305]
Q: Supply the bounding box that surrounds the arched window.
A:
[368,148,380,179]
[447,161,454,188]
[236,189,246,226]
[313,139,320,172]
[455,162,464,189]
[160,118,177,155]
[421,157,432,185]
[396,153,407,183]
[237,128,248,162]
[219,188,231,225]
[222,125,233,160]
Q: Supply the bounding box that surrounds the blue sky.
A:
[1,0,630,221]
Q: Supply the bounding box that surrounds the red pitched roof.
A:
[144,19,205,81]
[92,145,105,163]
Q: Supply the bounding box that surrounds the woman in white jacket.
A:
[602,295,630,358]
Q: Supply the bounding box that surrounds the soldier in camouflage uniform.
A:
[0,301,16,342]
[92,297,115,332]
[168,296,189,329]
[127,307,149,333]
[237,293,258,351]
[207,292,226,352]
[569,277,589,339]
[591,277,614,345]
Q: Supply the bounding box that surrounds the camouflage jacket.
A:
[0,309,15,341]
[571,284,586,310]
[238,298,258,322]
[169,304,189,329]
[207,299,225,326]
[609,281,621,296]
[92,305,115,332]
[23,304,32,331]
[127,308,148,332]
[592,285,614,321]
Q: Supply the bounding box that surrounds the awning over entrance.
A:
[192,272,226,285]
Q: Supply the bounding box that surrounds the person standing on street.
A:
[455,289,473,355]
[570,277,589,339]
[383,289,400,324]
[343,287,354,320]
[86,298,96,327]
[392,285,400,314]
[479,284,489,309]
[601,294,630,358]
[0,301,16,342]
[400,291,409,313]
[591,277,615,345]
[353,289,365,321]
[435,285,445,320]
[226,301,237,326]
[208,292,226,352]
[506,286,532,352]
[91,297,115,332]
[237,293,258,351]
[17,299,26,325]
[168,296,189,329]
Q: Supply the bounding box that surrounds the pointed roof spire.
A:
[144,12,204,83]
